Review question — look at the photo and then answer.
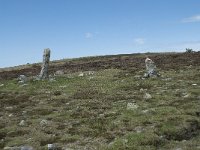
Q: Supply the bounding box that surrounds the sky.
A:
[0,0,200,68]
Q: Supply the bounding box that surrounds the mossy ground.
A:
[0,55,200,150]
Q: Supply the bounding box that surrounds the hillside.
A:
[0,52,200,150]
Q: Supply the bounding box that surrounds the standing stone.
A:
[144,57,160,78]
[39,49,51,79]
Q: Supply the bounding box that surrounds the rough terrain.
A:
[0,52,200,150]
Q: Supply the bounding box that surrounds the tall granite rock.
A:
[39,48,51,79]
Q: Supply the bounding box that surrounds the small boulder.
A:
[21,146,34,150]
[127,103,138,110]
[143,93,152,100]
[5,106,14,111]
[18,75,27,83]
[19,120,25,126]
[55,70,64,76]
[78,73,84,77]
[40,119,48,127]
[47,144,56,150]
[3,147,21,150]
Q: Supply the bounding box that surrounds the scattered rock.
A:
[3,146,20,150]
[40,119,48,127]
[49,78,56,82]
[22,111,27,115]
[88,76,94,80]
[127,102,138,110]
[159,135,164,139]
[183,93,191,98]
[9,114,13,117]
[18,75,27,83]
[0,84,4,87]
[134,75,140,78]
[19,120,25,126]
[175,148,183,150]
[55,70,64,76]
[134,126,143,133]
[140,88,147,92]
[143,93,152,100]
[88,71,94,75]
[5,106,14,111]
[47,144,56,150]
[192,83,197,86]
[19,84,28,87]
[59,85,67,88]
[78,73,84,77]
[99,114,105,118]
[21,146,34,150]
[142,109,149,114]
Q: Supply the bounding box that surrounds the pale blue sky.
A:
[0,0,200,68]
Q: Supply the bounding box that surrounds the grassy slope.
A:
[0,53,200,150]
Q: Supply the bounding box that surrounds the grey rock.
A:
[18,75,27,83]
[175,148,183,150]
[0,83,4,87]
[9,113,13,117]
[183,93,190,98]
[127,103,138,110]
[144,57,160,78]
[134,75,141,78]
[19,120,25,126]
[4,147,21,150]
[142,109,149,114]
[78,73,84,77]
[49,78,56,82]
[40,119,48,126]
[5,106,14,111]
[21,146,34,150]
[99,114,105,118]
[144,93,152,100]
[47,144,56,150]
[88,71,94,75]
[55,70,64,76]
[140,88,147,92]
[19,84,28,87]
[192,83,197,86]
[135,126,143,133]
[39,48,51,79]
[162,78,172,81]
[59,85,67,88]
